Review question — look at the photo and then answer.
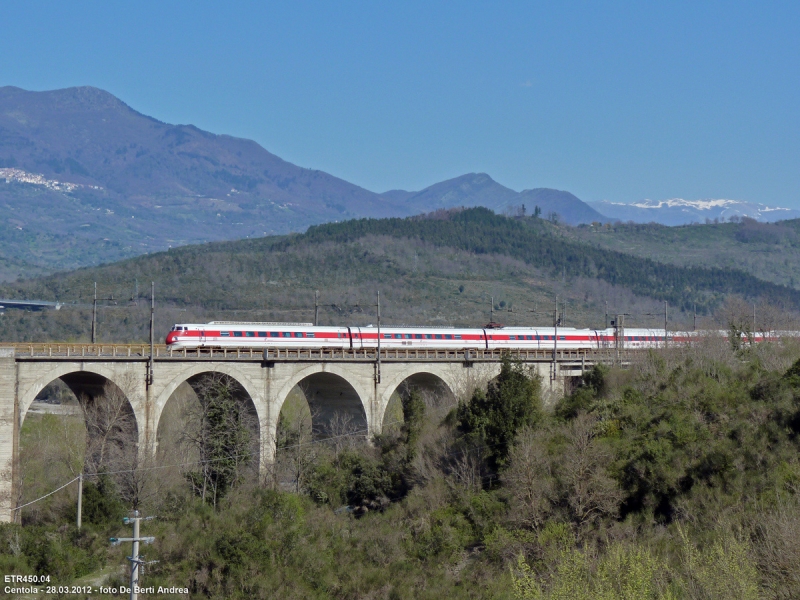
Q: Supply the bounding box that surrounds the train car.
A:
[165,321,706,351]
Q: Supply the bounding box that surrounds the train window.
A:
[509,335,516,340]
[394,334,401,339]
[221,332,230,337]
[383,334,391,339]
[234,332,243,337]
[270,332,279,337]
[425,334,432,339]
[295,332,303,338]
[405,334,412,339]
[282,332,291,338]
[435,334,442,339]
[445,334,452,340]
[258,332,267,337]
[559,336,565,340]
[455,334,462,339]
[414,334,421,339]
[246,332,255,337]
[527,335,533,340]
[307,333,315,338]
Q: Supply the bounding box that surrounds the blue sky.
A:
[2,1,799,206]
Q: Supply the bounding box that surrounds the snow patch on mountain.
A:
[589,198,800,226]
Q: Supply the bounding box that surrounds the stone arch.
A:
[153,365,264,470]
[273,364,371,441]
[152,363,266,443]
[18,363,143,446]
[380,369,458,431]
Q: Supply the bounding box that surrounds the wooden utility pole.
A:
[605,301,608,329]
[490,296,494,325]
[314,290,319,326]
[693,303,697,332]
[91,282,97,344]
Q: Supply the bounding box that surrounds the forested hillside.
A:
[568,217,800,290]
[1,208,798,343]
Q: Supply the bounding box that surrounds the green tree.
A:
[457,355,542,473]
[183,375,253,507]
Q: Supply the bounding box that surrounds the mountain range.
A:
[0,86,611,277]
[1,85,798,280]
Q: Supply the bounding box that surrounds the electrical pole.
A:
[375,291,381,384]
[314,290,319,327]
[76,473,83,530]
[91,282,97,344]
[605,301,608,330]
[147,283,154,387]
[563,299,567,327]
[490,296,494,325]
[693,303,697,332]
[664,301,668,348]
[552,295,558,381]
[110,511,156,600]
[753,303,756,336]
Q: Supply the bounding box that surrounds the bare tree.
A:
[503,414,621,533]
[448,445,487,494]
[78,373,162,509]
[557,413,622,530]
[325,410,362,460]
[503,426,554,530]
[80,380,137,477]
[274,403,319,494]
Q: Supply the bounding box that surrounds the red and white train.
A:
[165,321,770,351]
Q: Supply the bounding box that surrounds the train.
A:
[164,321,773,351]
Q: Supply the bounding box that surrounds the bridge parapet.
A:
[8,343,635,365]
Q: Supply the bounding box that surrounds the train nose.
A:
[166,332,178,345]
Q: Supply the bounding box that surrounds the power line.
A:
[12,476,80,511]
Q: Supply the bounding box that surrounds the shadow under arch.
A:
[382,371,457,431]
[291,372,369,440]
[18,364,142,433]
[20,369,140,451]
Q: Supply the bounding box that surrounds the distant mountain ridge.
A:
[590,198,800,226]
[382,173,608,226]
[0,86,610,278]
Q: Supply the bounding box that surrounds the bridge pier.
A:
[0,349,17,523]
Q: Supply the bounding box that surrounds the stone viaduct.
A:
[0,343,626,522]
